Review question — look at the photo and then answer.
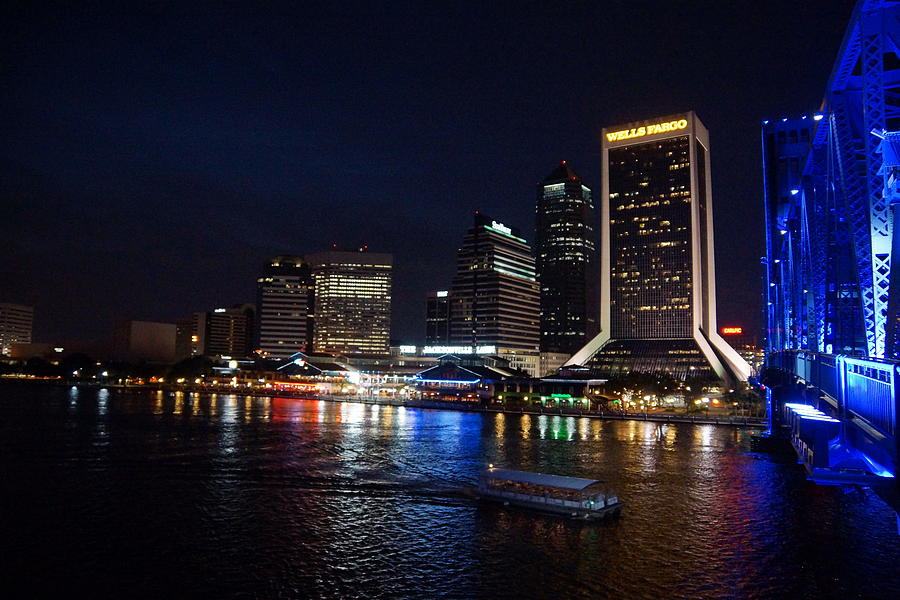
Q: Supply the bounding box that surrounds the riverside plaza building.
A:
[566,112,751,381]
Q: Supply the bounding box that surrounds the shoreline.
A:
[2,378,767,428]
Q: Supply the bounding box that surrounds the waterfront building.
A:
[425,290,451,344]
[112,320,177,363]
[535,162,596,354]
[444,213,541,375]
[0,303,33,356]
[568,112,750,381]
[177,304,255,359]
[412,353,523,402]
[307,250,392,355]
[256,256,314,359]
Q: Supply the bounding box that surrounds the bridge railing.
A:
[767,350,898,438]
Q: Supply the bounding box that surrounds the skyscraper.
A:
[535,161,596,354]
[425,290,451,344]
[307,250,392,355]
[256,256,314,359]
[0,303,33,356]
[568,112,750,381]
[448,213,540,371]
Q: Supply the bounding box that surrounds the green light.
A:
[551,393,572,398]
[484,225,527,244]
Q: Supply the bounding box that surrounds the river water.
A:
[2,384,898,599]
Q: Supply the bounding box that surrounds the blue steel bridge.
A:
[762,0,900,491]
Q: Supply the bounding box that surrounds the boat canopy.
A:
[484,468,603,491]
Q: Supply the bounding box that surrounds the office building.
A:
[535,161,596,354]
[0,303,33,356]
[177,304,255,359]
[446,213,540,374]
[568,112,750,381]
[112,320,177,363]
[425,290,451,344]
[256,256,314,359]
[308,250,392,355]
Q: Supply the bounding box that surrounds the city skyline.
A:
[2,2,855,346]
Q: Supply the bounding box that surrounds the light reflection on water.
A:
[2,386,899,600]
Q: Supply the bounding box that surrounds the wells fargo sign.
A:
[605,118,689,142]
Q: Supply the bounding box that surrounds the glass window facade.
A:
[535,163,596,354]
[609,136,693,339]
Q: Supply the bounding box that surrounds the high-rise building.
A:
[425,290,451,344]
[256,256,314,359]
[307,250,392,355]
[177,304,255,359]
[535,161,596,354]
[568,112,750,381]
[0,303,33,356]
[448,213,540,356]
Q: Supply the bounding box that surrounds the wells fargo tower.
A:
[567,112,750,381]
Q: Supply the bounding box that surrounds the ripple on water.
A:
[1,386,898,599]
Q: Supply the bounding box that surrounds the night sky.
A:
[2,1,855,348]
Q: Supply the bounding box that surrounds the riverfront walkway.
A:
[1,379,767,428]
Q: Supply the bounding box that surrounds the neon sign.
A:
[491,221,512,235]
[422,345,497,355]
[722,327,742,335]
[606,119,689,142]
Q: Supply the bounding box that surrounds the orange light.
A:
[722,327,742,335]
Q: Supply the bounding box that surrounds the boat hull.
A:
[478,491,624,520]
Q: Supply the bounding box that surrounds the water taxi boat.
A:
[477,467,623,520]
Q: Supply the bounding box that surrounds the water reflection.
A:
[494,413,505,437]
[5,388,898,599]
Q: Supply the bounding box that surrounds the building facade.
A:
[434,213,541,375]
[0,303,33,356]
[535,161,596,354]
[177,304,255,359]
[256,256,314,359]
[307,250,392,355]
[112,320,177,363]
[448,213,540,353]
[425,290,451,344]
[568,112,750,381]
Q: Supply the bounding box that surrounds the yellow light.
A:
[605,118,688,142]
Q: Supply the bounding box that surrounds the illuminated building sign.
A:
[436,290,448,298]
[605,118,689,142]
[399,345,417,354]
[722,327,743,335]
[422,345,497,355]
[490,220,512,235]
